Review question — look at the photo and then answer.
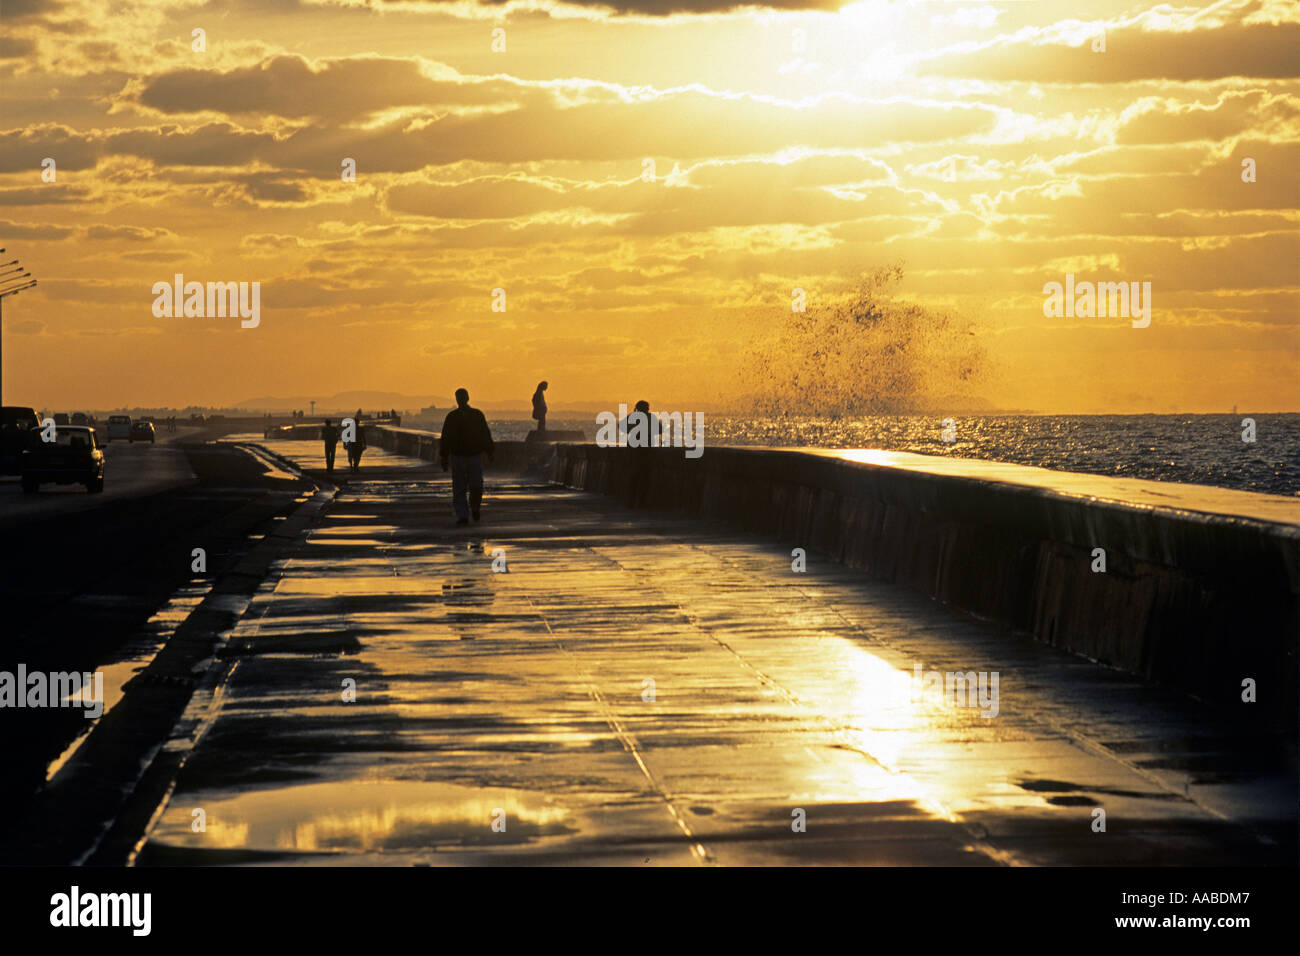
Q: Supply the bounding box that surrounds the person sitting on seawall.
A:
[618,400,663,446]
[618,400,661,508]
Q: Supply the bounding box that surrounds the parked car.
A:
[105,414,132,442]
[71,412,89,426]
[1,405,40,475]
[129,420,156,443]
[21,425,104,493]
[53,412,70,426]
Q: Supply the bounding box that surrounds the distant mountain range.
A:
[232,391,622,415]
[78,391,1017,417]
[234,391,437,412]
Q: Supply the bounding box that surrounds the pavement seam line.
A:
[524,595,714,865]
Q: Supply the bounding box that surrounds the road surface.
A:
[0,428,203,527]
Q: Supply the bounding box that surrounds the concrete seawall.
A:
[362,425,579,473]
[548,443,1299,725]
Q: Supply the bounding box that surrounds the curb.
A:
[2,480,335,866]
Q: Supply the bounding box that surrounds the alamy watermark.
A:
[152,273,260,328]
[911,662,999,718]
[1042,274,1151,328]
[595,405,704,459]
[0,665,104,718]
[50,886,151,936]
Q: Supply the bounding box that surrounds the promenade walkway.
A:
[136,441,1295,865]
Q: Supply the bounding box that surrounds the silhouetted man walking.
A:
[440,388,494,525]
[321,418,339,474]
[344,408,367,473]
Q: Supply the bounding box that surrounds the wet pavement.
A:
[137,441,1296,866]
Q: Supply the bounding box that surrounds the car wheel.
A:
[21,478,38,494]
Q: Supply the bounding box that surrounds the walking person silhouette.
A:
[344,408,367,473]
[321,418,340,474]
[439,388,495,525]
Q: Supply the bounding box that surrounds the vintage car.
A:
[21,425,105,494]
[105,414,132,442]
[1,405,40,475]
[129,420,156,443]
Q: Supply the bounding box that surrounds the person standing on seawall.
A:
[531,381,548,434]
[440,388,495,526]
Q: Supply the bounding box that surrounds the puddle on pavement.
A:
[276,576,435,596]
[1017,778,1184,804]
[314,524,393,538]
[149,780,575,853]
[442,578,494,606]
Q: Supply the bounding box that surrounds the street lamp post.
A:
[0,249,39,405]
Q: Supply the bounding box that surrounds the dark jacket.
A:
[618,410,663,446]
[439,405,494,464]
[321,424,339,447]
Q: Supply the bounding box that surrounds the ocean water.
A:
[483,414,1299,497]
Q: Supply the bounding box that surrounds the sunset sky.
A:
[1,0,1297,413]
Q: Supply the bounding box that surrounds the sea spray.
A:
[734,265,990,416]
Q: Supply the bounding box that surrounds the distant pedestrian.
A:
[344,408,367,473]
[440,388,495,525]
[531,381,549,434]
[321,418,340,474]
[620,400,659,508]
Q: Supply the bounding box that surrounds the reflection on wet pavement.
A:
[139,443,1296,866]
[151,780,574,854]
